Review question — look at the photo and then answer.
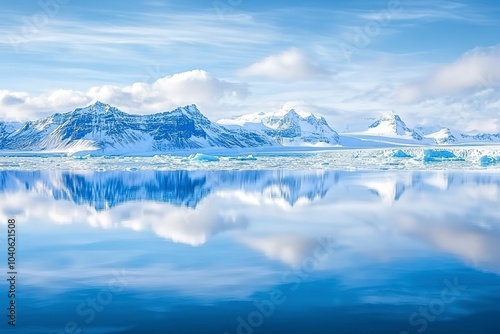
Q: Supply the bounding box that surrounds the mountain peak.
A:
[366,111,422,140]
[283,109,299,118]
[378,110,400,121]
[71,101,108,113]
[88,101,111,110]
[92,100,108,107]
[278,105,313,118]
[422,127,458,144]
[71,101,125,116]
[185,104,201,113]
[169,104,204,118]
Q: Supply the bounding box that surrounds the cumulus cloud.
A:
[396,213,500,273]
[77,201,250,246]
[146,206,249,246]
[0,190,249,247]
[238,48,330,81]
[240,235,319,267]
[0,70,249,121]
[397,45,500,103]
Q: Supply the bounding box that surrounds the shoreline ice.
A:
[0,146,499,171]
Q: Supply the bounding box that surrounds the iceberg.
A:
[423,150,464,162]
[1,146,500,171]
[392,150,412,158]
[229,155,257,161]
[479,156,499,166]
[188,153,220,162]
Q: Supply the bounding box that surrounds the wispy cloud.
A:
[0,1,498,131]
[0,12,277,52]
[357,1,492,24]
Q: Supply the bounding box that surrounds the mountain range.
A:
[0,102,499,155]
[0,102,275,154]
[217,107,340,146]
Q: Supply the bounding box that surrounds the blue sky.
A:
[0,0,499,132]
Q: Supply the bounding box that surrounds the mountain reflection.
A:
[0,170,338,210]
[1,170,499,333]
[1,170,499,210]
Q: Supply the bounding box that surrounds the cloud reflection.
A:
[0,170,499,301]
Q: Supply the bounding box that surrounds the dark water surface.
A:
[0,170,499,333]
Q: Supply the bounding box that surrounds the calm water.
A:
[0,170,499,333]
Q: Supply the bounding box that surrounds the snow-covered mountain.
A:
[340,112,479,145]
[1,102,499,154]
[0,121,22,143]
[460,133,500,142]
[361,111,422,140]
[423,128,458,144]
[415,125,500,144]
[414,126,458,144]
[0,102,276,154]
[339,111,433,146]
[217,107,340,146]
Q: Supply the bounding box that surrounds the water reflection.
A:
[0,170,499,333]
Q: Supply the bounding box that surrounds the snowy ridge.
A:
[217,106,340,146]
[0,121,22,143]
[0,102,276,155]
[460,133,500,142]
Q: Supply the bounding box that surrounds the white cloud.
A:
[238,48,330,81]
[0,70,248,121]
[0,190,249,247]
[240,235,319,267]
[146,205,249,246]
[397,45,500,103]
[403,88,500,133]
